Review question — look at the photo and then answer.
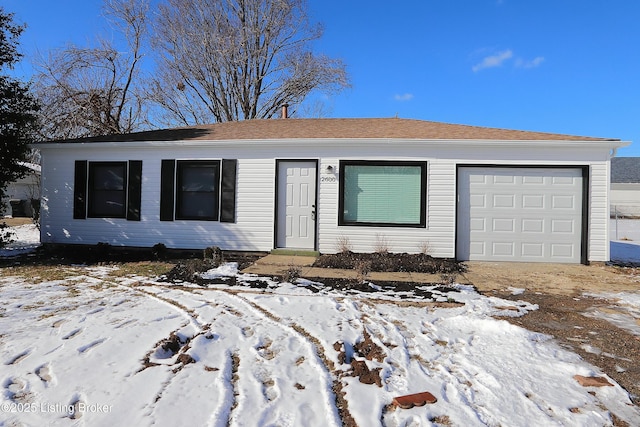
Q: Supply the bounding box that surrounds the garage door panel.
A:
[552,176,576,185]
[522,194,544,208]
[551,244,574,258]
[470,217,485,231]
[494,175,515,184]
[551,219,574,233]
[457,167,583,263]
[522,218,544,233]
[470,242,486,256]
[470,194,486,207]
[470,174,487,184]
[493,242,514,257]
[493,194,515,208]
[523,175,544,185]
[522,243,544,257]
[552,195,576,209]
[492,218,515,232]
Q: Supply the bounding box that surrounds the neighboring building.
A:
[610,157,640,218]
[35,118,628,264]
[2,162,40,218]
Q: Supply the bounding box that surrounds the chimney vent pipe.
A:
[281,104,289,119]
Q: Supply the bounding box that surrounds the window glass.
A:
[88,162,126,218]
[341,162,425,226]
[181,165,218,192]
[93,165,125,190]
[176,161,220,220]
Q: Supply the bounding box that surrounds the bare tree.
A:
[33,0,149,140]
[150,0,349,125]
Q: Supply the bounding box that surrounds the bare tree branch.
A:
[33,0,150,140]
[149,0,350,125]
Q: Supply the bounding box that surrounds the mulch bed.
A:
[313,251,465,274]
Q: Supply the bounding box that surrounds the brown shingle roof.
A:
[53,118,619,143]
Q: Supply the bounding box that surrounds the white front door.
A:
[276,161,317,249]
[457,167,584,263]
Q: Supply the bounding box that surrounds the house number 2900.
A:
[321,176,337,183]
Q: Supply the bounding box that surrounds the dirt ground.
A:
[463,262,640,409]
[2,217,33,227]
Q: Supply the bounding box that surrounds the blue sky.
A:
[5,0,640,156]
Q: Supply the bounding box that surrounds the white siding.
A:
[40,146,277,251]
[39,139,616,262]
[316,157,455,257]
[589,163,610,262]
[425,160,456,257]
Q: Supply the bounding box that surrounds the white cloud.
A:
[394,93,414,102]
[472,49,513,72]
[516,56,545,69]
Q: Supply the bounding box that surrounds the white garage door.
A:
[457,167,584,263]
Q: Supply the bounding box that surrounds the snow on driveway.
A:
[610,218,640,264]
[1,261,639,426]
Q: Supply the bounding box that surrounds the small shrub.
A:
[0,222,15,248]
[335,235,353,253]
[89,242,111,261]
[282,263,302,284]
[373,234,390,253]
[152,243,168,260]
[354,259,372,283]
[203,246,224,266]
[418,241,432,255]
[440,272,458,285]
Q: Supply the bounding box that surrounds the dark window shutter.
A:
[127,160,143,221]
[220,159,237,223]
[73,160,87,219]
[160,159,175,221]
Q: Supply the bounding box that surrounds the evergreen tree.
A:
[0,7,39,243]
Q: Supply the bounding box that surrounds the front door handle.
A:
[311,204,316,221]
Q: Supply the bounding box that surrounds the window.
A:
[176,161,220,220]
[160,159,237,222]
[339,161,426,227]
[74,160,142,220]
[88,162,127,218]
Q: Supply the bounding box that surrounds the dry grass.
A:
[105,261,175,278]
[1,261,174,283]
[1,265,83,283]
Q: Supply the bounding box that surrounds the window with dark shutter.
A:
[75,160,143,220]
[160,159,238,222]
[175,160,220,220]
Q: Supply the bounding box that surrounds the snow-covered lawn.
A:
[0,266,638,425]
[0,223,639,426]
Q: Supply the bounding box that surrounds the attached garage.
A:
[457,167,587,263]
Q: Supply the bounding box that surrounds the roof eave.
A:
[32,138,629,150]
